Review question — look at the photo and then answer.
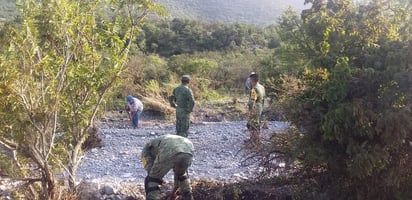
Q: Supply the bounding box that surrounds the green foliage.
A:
[232,186,242,200]
[157,0,307,26]
[169,56,218,77]
[0,0,309,26]
[0,0,159,198]
[0,154,17,177]
[144,54,170,82]
[196,77,222,101]
[270,0,412,199]
[136,18,279,56]
[146,79,162,98]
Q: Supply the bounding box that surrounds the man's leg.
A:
[247,116,261,146]
[136,110,142,128]
[181,112,190,137]
[132,111,138,128]
[173,153,194,200]
[145,158,175,200]
[176,113,183,136]
[176,109,190,137]
[145,175,164,200]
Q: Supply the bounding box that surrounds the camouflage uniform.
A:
[169,75,195,137]
[141,134,195,200]
[247,82,265,145]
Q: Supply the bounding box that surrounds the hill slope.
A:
[0,0,16,22]
[1,0,308,25]
[157,0,308,26]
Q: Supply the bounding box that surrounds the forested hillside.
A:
[0,0,307,25]
[156,0,308,26]
[0,0,15,22]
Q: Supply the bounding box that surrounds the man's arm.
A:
[168,95,177,108]
[169,88,178,108]
[248,88,258,110]
[141,141,156,171]
[125,103,130,111]
[187,89,195,112]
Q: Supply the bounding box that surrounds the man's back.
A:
[255,83,266,104]
[158,135,194,157]
[173,85,195,111]
[142,134,195,200]
[143,135,194,162]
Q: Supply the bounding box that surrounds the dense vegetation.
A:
[155,0,307,26]
[0,0,307,25]
[136,18,279,56]
[0,0,412,199]
[0,0,163,199]
[262,0,412,199]
[0,0,16,22]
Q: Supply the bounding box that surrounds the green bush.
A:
[267,1,412,199]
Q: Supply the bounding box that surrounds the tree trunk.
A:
[41,166,57,200]
[68,139,83,191]
[28,146,58,200]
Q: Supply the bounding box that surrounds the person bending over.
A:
[141,134,194,200]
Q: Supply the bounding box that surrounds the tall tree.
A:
[0,0,163,199]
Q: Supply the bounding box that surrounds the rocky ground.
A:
[74,108,290,200]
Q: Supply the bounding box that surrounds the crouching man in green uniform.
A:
[141,134,195,200]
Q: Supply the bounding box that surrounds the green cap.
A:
[181,75,191,81]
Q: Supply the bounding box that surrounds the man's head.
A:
[249,73,259,84]
[181,75,191,84]
[126,95,134,103]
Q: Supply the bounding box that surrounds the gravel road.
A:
[75,119,288,186]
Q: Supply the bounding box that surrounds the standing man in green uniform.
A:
[141,134,195,200]
[169,75,195,137]
[247,73,266,146]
